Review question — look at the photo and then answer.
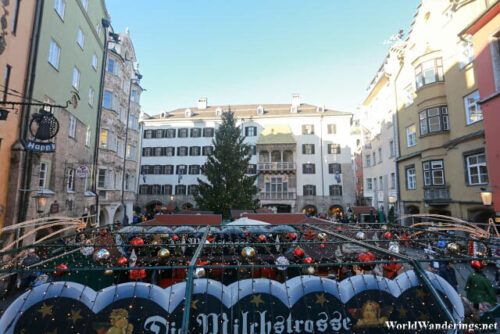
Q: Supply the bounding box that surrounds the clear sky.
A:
[105,1,420,115]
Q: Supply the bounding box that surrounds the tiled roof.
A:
[147,103,351,120]
[141,214,222,226]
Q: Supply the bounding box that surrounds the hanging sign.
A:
[23,109,59,153]
[0,271,463,334]
[76,165,90,178]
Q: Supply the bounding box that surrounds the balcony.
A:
[423,187,450,205]
[259,192,296,200]
[257,162,296,172]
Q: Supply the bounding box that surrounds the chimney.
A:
[292,94,301,107]
[198,97,207,110]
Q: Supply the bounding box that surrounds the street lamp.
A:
[32,193,50,215]
[480,188,493,206]
[388,196,396,204]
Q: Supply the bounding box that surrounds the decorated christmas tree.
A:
[195,110,259,218]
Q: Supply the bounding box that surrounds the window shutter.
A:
[302,145,306,154]
[312,145,315,154]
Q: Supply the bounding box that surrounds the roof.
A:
[230,210,257,219]
[177,210,214,215]
[146,103,351,120]
[462,0,500,36]
[241,213,310,224]
[256,125,296,145]
[140,214,222,226]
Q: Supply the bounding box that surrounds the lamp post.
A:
[388,196,396,224]
[480,188,493,206]
[32,192,50,217]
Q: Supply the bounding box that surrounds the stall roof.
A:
[140,214,222,226]
[352,206,377,215]
[241,213,311,224]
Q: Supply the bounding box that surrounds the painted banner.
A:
[0,271,463,334]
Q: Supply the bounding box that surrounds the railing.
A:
[257,162,296,172]
[423,187,450,203]
[259,192,296,200]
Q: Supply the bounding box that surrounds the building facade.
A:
[0,0,37,228]
[395,0,493,221]
[465,1,500,221]
[97,29,142,225]
[137,96,355,216]
[5,0,109,226]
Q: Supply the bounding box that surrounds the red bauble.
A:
[117,257,128,266]
[287,233,297,240]
[383,232,393,239]
[320,244,325,249]
[129,269,147,280]
[304,257,313,264]
[258,235,267,242]
[100,229,107,237]
[172,235,179,241]
[293,247,305,258]
[54,264,68,276]
[130,237,144,247]
[470,260,483,270]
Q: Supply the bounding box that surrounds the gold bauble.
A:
[158,248,171,259]
[446,242,459,253]
[104,269,114,275]
[317,233,327,241]
[241,247,256,259]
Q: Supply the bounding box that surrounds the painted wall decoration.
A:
[0,271,463,334]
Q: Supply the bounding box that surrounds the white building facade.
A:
[137,96,355,216]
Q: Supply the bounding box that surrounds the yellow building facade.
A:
[395,0,495,221]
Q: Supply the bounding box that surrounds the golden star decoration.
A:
[250,294,264,308]
[398,306,407,317]
[38,303,53,318]
[315,293,326,307]
[69,309,83,324]
[417,288,427,299]
[191,299,199,310]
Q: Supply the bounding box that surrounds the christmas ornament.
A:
[130,237,144,247]
[275,256,289,270]
[104,269,114,275]
[305,266,316,275]
[358,252,376,271]
[381,225,388,230]
[172,235,179,241]
[258,235,267,242]
[317,233,327,241]
[287,233,297,240]
[99,229,107,237]
[383,232,393,239]
[320,244,325,249]
[54,264,68,277]
[389,243,400,253]
[437,239,446,249]
[194,267,206,278]
[93,248,110,262]
[446,242,459,253]
[158,248,171,259]
[304,257,313,264]
[129,269,146,280]
[470,260,483,270]
[293,247,305,258]
[355,232,366,240]
[117,257,128,266]
[241,247,256,259]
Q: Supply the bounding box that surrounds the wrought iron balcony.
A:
[259,192,296,200]
[424,187,450,204]
[257,162,296,172]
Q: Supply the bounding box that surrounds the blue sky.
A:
[105,1,420,115]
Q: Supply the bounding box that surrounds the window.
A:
[139,185,149,195]
[39,163,48,188]
[128,115,137,130]
[48,40,61,69]
[2,65,11,102]
[245,126,257,136]
[302,144,315,154]
[406,125,417,147]
[373,177,377,190]
[155,129,163,138]
[419,106,449,135]
[365,154,371,167]
[423,160,445,186]
[327,144,341,154]
[163,129,175,138]
[415,58,444,89]
[142,147,151,156]
[389,140,395,157]
[302,125,314,135]
[68,115,76,138]
[85,127,91,147]
[190,146,201,156]
[154,147,162,157]
[178,128,188,138]
[464,91,482,125]
[100,129,108,148]
[303,185,316,196]
[404,85,414,107]
[92,54,98,70]
[162,185,173,195]
[177,147,188,156]
[80,0,88,10]
[328,163,341,174]
[88,87,94,107]
[72,67,80,90]
[162,147,173,156]
[329,185,343,196]
[188,185,199,196]
[458,41,474,68]
[107,58,115,74]
[190,128,201,137]
[372,152,376,164]
[77,28,84,48]
[144,130,153,139]
[302,163,315,174]
[11,0,21,33]
[176,165,187,175]
[250,145,257,155]
[390,173,396,189]
[366,178,373,191]
[131,90,138,102]
[327,124,336,134]
[406,166,416,190]
[379,176,383,189]
[103,91,112,109]
[150,185,161,195]
[247,164,257,174]
[126,145,136,160]
[202,146,214,156]
[175,185,187,195]
[66,168,75,192]
[189,165,201,175]
[203,128,214,137]
[378,148,382,163]
[97,169,106,188]
[465,152,488,185]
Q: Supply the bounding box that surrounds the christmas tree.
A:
[195,111,259,218]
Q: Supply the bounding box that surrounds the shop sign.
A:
[23,109,59,153]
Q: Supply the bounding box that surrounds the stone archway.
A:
[146,200,162,214]
[328,205,343,217]
[302,205,317,216]
[99,209,109,226]
[469,208,495,223]
[113,205,124,225]
[182,202,194,210]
